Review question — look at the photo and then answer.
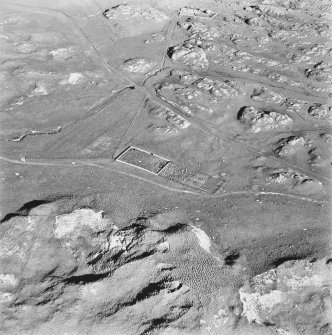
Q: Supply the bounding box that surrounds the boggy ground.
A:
[0,0,331,334]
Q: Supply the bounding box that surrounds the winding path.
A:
[0,156,327,205]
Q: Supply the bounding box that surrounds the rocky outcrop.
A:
[0,204,200,334]
[239,258,332,335]
[1,201,330,335]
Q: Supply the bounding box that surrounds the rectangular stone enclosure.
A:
[116,146,170,174]
[116,147,225,193]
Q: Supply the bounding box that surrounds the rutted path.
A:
[0,126,62,142]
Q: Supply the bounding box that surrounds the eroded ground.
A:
[0,0,331,334]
